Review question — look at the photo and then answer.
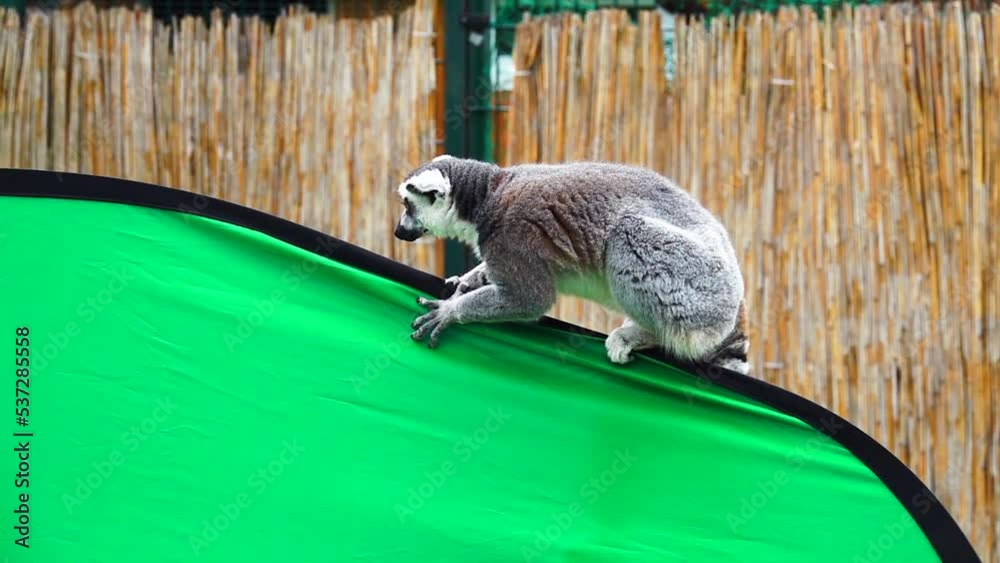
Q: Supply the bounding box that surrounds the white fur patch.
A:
[398,168,451,198]
[397,166,479,249]
[605,337,633,364]
[658,324,728,361]
[719,358,751,375]
[432,154,454,162]
[422,203,478,248]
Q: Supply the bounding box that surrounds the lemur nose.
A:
[394,222,421,241]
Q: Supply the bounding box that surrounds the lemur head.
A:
[394,154,480,246]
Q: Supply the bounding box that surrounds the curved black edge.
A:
[0,168,980,562]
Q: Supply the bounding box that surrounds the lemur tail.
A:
[703,299,751,376]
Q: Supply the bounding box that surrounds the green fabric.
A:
[1,195,936,562]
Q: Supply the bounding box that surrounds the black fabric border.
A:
[0,168,981,562]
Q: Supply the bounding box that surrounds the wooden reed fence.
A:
[0,0,444,272]
[505,3,999,560]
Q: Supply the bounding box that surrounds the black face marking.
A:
[398,157,499,242]
[405,181,439,207]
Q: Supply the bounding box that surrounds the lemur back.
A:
[393,157,751,375]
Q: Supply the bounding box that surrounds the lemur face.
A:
[394,163,454,242]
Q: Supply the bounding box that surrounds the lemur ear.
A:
[405,183,440,205]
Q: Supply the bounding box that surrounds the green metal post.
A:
[465,0,495,167]
[0,0,24,13]
[442,0,495,278]
[443,0,469,278]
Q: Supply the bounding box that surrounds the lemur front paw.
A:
[441,276,463,299]
[411,297,458,349]
[441,271,488,299]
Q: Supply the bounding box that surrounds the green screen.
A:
[1,194,939,562]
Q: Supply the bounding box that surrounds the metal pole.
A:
[442,0,495,277]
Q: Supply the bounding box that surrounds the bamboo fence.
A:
[504,3,999,560]
[0,0,443,272]
[1,0,998,558]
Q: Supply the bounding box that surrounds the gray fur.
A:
[393,156,751,375]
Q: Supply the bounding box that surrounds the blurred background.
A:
[0,0,996,558]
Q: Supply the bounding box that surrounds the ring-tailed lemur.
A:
[393,155,751,375]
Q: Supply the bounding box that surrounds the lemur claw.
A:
[441,276,461,299]
[410,305,455,348]
[417,297,440,309]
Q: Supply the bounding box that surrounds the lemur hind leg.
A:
[605,317,660,364]
[604,215,745,369]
